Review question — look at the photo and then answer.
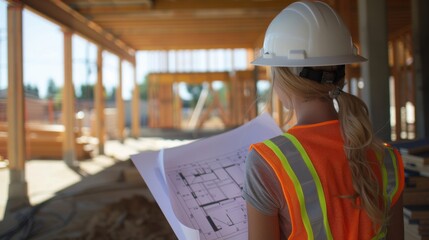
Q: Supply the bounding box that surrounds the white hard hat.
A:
[252,0,367,67]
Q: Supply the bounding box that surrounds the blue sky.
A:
[0,2,134,99]
[0,2,6,91]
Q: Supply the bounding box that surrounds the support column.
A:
[229,71,239,126]
[251,49,259,117]
[246,48,254,70]
[131,61,140,138]
[230,52,238,126]
[358,0,391,141]
[62,29,77,166]
[6,1,29,211]
[95,47,105,154]
[116,59,125,142]
[412,0,429,138]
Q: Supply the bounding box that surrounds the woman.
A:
[243,1,405,239]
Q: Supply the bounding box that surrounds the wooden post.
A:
[117,59,125,142]
[95,47,105,155]
[173,82,182,128]
[405,34,416,138]
[6,1,29,210]
[230,52,237,126]
[358,0,391,141]
[147,75,156,128]
[392,39,402,140]
[246,48,254,70]
[131,61,140,138]
[412,0,429,138]
[251,50,259,118]
[229,72,237,126]
[226,74,232,127]
[62,28,77,166]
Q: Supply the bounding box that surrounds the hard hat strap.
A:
[299,65,345,84]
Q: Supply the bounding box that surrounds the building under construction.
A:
[0,0,429,239]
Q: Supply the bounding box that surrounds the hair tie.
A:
[329,87,343,99]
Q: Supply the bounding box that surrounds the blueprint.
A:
[165,147,248,240]
[131,113,282,240]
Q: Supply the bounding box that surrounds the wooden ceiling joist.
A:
[15,0,412,52]
[19,0,136,63]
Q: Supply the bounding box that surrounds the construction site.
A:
[0,0,428,239]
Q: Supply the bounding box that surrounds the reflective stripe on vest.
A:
[376,147,400,209]
[373,147,400,240]
[263,133,333,240]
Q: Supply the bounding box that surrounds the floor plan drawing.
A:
[165,146,249,240]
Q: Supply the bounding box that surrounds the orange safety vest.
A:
[251,133,403,240]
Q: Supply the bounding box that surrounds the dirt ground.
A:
[64,195,177,240]
[0,161,177,240]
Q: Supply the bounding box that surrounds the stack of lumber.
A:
[394,139,429,175]
[403,176,429,240]
[392,139,429,240]
[0,122,93,160]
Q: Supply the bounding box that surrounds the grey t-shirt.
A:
[242,149,291,239]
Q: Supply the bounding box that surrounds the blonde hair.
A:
[271,66,388,234]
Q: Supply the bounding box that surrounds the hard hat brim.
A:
[251,54,368,67]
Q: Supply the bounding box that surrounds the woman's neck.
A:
[294,98,338,126]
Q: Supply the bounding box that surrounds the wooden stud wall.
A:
[147,75,181,128]
[390,29,415,140]
[147,71,262,129]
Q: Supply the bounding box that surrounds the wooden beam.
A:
[130,42,256,51]
[68,0,294,13]
[62,28,77,166]
[63,0,153,8]
[117,59,125,142]
[18,0,136,63]
[6,1,29,209]
[131,62,140,138]
[89,9,278,21]
[95,47,105,155]
[392,39,402,140]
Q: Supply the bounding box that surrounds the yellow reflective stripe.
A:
[371,229,386,240]
[376,152,389,202]
[284,133,333,240]
[387,148,399,202]
[264,139,314,239]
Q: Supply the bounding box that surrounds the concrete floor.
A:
[0,137,192,239]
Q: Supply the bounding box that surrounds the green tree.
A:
[24,84,39,98]
[106,87,116,101]
[54,87,63,110]
[186,84,203,107]
[46,78,59,99]
[78,84,95,100]
[139,77,148,100]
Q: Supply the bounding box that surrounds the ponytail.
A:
[336,91,387,233]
